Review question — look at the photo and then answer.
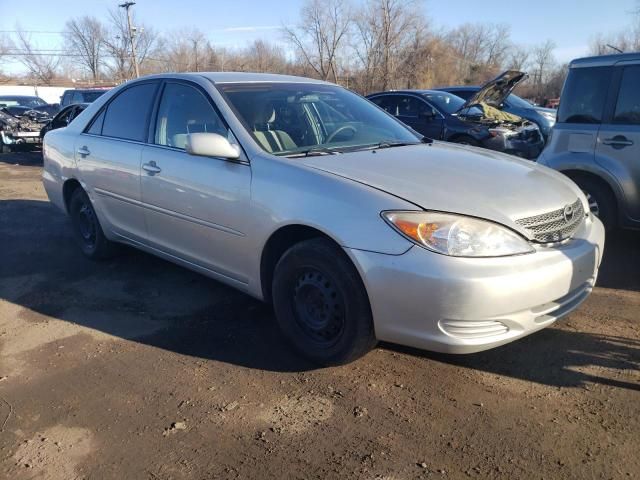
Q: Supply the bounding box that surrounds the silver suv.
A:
[538,53,640,231]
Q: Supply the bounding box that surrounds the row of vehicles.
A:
[0,89,106,152]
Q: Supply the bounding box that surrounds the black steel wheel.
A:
[69,188,117,259]
[272,238,376,365]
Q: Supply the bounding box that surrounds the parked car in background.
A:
[437,71,558,140]
[40,103,89,138]
[0,108,46,152]
[0,95,60,119]
[60,88,109,108]
[538,52,640,231]
[367,89,544,159]
[43,72,603,365]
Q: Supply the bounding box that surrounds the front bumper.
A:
[347,215,604,354]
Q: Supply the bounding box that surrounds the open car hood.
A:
[460,70,527,110]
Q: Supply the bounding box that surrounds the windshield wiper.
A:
[373,137,433,149]
[286,147,341,158]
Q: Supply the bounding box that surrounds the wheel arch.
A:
[260,224,349,302]
[62,178,83,214]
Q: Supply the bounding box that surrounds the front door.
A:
[140,81,252,284]
[596,64,640,222]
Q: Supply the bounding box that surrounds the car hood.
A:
[300,142,583,240]
[460,70,527,110]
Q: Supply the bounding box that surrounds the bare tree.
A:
[65,16,105,81]
[13,28,59,84]
[283,0,352,81]
[531,40,556,102]
[242,39,288,73]
[507,45,530,71]
[353,0,427,91]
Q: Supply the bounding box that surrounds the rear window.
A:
[82,91,107,103]
[613,65,640,125]
[101,83,157,142]
[557,67,612,124]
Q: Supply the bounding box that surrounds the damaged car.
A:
[367,71,545,159]
[436,71,557,141]
[0,95,60,119]
[0,108,47,153]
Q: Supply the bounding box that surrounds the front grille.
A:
[515,199,585,243]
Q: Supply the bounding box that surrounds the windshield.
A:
[217,83,420,156]
[0,96,47,108]
[506,94,533,108]
[83,91,106,103]
[422,92,482,116]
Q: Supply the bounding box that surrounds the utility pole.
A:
[119,1,140,78]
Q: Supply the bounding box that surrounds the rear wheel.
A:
[272,238,376,366]
[571,176,617,231]
[68,188,117,259]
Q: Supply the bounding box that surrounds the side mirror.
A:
[185,133,240,160]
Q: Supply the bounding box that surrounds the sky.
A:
[0,0,636,74]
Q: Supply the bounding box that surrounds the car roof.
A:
[367,89,457,97]
[0,95,41,99]
[135,72,333,85]
[570,52,640,68]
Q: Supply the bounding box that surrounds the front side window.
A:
[101,83,157,142]
[154,83,228,149]
[613,65,640,125]
[218,83,419,156]
[557,67,612,124]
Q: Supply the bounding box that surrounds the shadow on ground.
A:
[1,198,639,388]
[0,149,42,167]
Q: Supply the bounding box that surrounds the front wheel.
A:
[69,188,117,259]
[272,238,376,366]
[572,176,617,231]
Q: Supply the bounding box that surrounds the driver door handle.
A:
[142,161,162,175]
[77,146,90,156]
[603,136,634,147]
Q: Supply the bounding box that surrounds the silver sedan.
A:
[42,73,604,365]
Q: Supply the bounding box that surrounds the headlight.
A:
[382,211,534,257]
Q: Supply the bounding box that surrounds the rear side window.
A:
[613,65,640,125]
[557,67,612,124]
[102,83,157,142]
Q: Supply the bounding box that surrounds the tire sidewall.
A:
[272,239,375,365]
[68,188,111,258]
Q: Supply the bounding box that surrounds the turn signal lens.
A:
[382,211,534,257]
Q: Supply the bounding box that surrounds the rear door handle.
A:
[142,161,162,175]
[77,146,90,156]
[603,136,634,148]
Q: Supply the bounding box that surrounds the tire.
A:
[68,188,117,259]
[572,176,617,231]
[452,136,480,147]
[272,238,376,366]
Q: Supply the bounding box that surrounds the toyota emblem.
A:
[563,204,575,223]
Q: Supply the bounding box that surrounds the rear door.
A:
[140,81,252,283]
[595,64,640,221]
[76,81,159,242]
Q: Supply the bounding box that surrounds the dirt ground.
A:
[0,150,638,480]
